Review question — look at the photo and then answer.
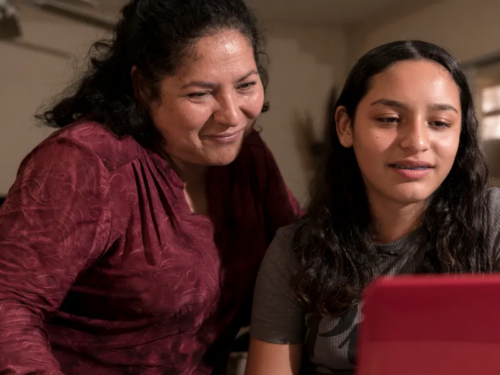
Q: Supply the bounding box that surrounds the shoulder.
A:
[487,187,500,211]
[251,219,308,344]
[265,220,308,267]
[486,188,500,269]
[45,121,144,172]
[275,220,307,245]
[487,187,500,234]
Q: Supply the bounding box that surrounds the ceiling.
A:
[94,0,438,27]
[246,0,436,26]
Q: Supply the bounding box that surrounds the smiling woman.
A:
[0,1,301,374]
[246,40,500,375]
[138,29,265,169]
[334,59,462,233]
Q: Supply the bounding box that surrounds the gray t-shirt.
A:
[250,188,500,374]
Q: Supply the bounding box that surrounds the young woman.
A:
[246,40,500,374]
[0,0,301,373]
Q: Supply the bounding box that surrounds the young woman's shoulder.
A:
[251,219,308,345]
[487,187,500,210]
[262,219,309,271]
[485,188,500,269]
[486,187,500,228]
[275,218,306,245]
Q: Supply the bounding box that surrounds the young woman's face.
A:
[337,60,462,207]
[142,29,264,167]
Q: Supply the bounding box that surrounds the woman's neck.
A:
[369,193,426,244]
[169,157,207,186]
[168,156,208,215]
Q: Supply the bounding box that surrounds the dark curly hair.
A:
[37,0,269,146]
[292,40,492,317]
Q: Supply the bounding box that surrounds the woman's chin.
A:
[390,184,436,205]
[203,145,245,166]
[200,150,242,166]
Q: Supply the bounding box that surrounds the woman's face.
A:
[336,60,462,208]
[143,29,264,167]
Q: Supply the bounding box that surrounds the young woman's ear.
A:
[335,106,353,148]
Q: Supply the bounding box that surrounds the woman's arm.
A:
[246,226,306,374]
[246,338,302,375]
[257,135,303,242]
[0,138,111,374]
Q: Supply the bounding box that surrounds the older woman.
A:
[0,0,301,374]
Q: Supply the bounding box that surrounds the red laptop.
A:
[357,275,500,375]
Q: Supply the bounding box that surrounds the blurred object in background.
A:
[227,352,248,375]
[16,0,115,31]
[29,0,115,30]
[294,86,337,180]
[0,0,117,59]
[0,0,21,39]
[471,57,500,186]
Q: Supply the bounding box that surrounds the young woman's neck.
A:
[369,193,426,244]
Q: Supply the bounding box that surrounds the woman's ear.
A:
[335,106,353,148]
[131,66,147,107]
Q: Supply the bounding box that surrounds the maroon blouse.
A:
[0,122,301,374]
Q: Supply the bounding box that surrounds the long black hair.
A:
[37,0,268,146]
[292,40,491,316]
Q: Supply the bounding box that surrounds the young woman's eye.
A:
[429,120,451,128]
[377,117,399,124]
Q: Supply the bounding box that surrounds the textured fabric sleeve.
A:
[0,138,111,374]
[486,188,500,270]
[260,139,303,245]
[250,225,306,344]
